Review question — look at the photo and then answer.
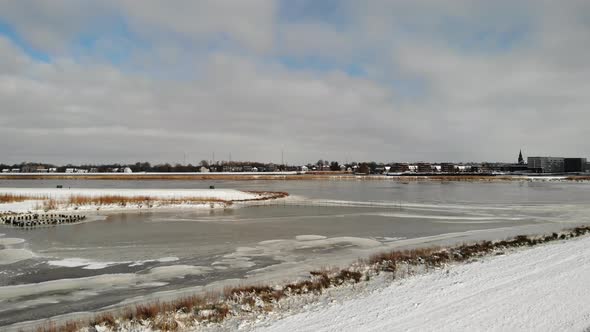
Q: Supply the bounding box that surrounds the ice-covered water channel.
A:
[1,179,590,329]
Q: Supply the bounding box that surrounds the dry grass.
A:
[0,193,44,203]
[91,312,116,327]
[241,191,289,201]
[66,195,229,207]
[566,176,590,181]
[41,198,59,211]
[33,195,233,211]
[135,302,162,320]
[368,227,590,277]
[35,320,79,332]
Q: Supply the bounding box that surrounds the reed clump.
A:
[0,193,44,203]
[67,195,229,207]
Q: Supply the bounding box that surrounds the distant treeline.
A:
[0,160,386,173]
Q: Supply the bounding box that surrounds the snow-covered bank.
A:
[24,227,587,332]
[252,236,590,332]
[0,188,284,213]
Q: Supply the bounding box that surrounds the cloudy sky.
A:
[0,0,589,165]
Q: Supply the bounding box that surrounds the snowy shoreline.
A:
[1,173,590,182]
[247,233,590,332]
[0,188,286,214]
[18,226,589,332]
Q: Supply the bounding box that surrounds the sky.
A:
[0,0,589,165]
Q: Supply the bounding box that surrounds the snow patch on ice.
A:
[295,235,328,241]
[0,249,34,265]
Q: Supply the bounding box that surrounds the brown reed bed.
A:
[0,193,45,203]
[241,191,289,201]
[66,195,229,207]
[36,225,590,332]
[566,176,590,181]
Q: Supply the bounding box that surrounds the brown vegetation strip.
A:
[34,225,590,332]
[37,195,232,211]
[0,193,46,203]
[4,173,589,182]
[66,195,229,206]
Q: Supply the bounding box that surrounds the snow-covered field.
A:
[0,188,271,213]
[249,236,590,332]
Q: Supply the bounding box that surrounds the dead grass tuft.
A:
[135,302,161,320]
[0,193,42,203]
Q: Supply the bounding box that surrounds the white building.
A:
[123,167,133,173]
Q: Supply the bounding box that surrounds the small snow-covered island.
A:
[0,188,288,226]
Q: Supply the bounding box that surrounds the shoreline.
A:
[22,225,590,332]
[0,189,288,215]
[0,173,588,182]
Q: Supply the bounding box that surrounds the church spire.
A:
[518,150,524,164]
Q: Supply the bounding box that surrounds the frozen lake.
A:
[1,179,590,328]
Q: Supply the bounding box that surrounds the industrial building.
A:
[528,157,565,173]
[527,157,589,173]
[564,158,587,173]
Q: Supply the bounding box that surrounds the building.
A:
[518,150,525,165]
[564,158,587,173]
[390,163,410,173]
[528,157,564,173]
[417,163,432,173]
[441,163,456,173]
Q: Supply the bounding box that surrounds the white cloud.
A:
[0,1,589,164]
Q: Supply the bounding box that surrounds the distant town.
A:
[1,151,588,175]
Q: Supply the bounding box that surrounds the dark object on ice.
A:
[209,185,215,189]
[56,185,63,188]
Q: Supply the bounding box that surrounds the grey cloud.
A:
[1,1,590,164]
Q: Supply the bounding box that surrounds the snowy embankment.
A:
[0,188,282,213]
[251,235,590,332]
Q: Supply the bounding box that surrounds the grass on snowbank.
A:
[33,225,590,332]
[0,193,47,203]
[35,195,230,211]
[0,191,289,212]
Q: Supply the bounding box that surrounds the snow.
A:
[0,188,258,201]
[0,188,270,213]
[253,236,590,332]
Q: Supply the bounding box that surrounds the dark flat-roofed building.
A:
[564,158,587,173]
[528,157,565,173]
